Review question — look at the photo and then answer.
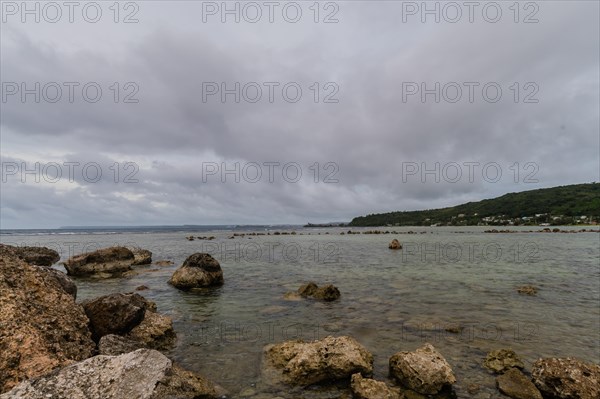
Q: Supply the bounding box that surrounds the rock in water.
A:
[496,368,542,399]
[126,311,176,351]
[63,246,135,277]
[351,373,402,399]
[484,349,524,374]
[263,336,373,386]
[0,349,219,399]
[130,248,152,265]
[296,282,341,301]
[531,357,600,399]
[517,285,538,295]
[388,239,402,250]
[168,253,224,290]
[82,293,151,340]
[389,343,456,395]
[0,245,95,394]
[11,245,60,266]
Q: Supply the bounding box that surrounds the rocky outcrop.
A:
[351,373,402,399]
[531,357,600,399]
[389,343,456,395]
[496,368,542,399]
[168,253,224,290]
[0,245,95,394]
[63,246,135,277]
[131,248,152,265]
[484,349,524,373]
[388,239,402,250]
[263,336,373,386]
[297,282,341,301]
[0,349,218,399]
[82,293,151,341]
[10,245,60,266]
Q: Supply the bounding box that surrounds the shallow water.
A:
[2,226,599,398]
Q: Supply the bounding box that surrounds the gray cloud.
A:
[1,1,598,228]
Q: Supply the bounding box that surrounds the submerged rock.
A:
[388,239,402,250]
[484,349,524,374]
[263,336,373,386]
[496,368,542,399]
[63,246,135,277]
[0,349,219,399]
[168,253,224,290]
[0,245,95,394]
[351,373,402,399]
[130,248,152,265]
[517,285,538,296]
[82,293,151,341]
[297,282,341,301]
[531,357,600,399]
[389,343,456,395]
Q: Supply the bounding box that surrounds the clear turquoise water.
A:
[2,226,599,398]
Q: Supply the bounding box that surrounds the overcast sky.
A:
[1,1,599,228]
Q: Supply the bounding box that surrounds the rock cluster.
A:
[169,253,224,290]
[0,245,95,393]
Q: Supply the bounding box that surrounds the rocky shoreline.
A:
[1,243,599,398]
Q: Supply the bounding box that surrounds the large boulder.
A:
[63,246,135,277]
[11,246,60,266]
[82,293,151,341]
[531,357,600,399]
[0,349,219,399]
[389,343,456,395]
[168,253,224,290]
[131,248,152,265]
[484,349,524,373]
[350,373,402,399]
[0,245,95,394]
[297,282,341,301]
[263,336,373,386]
[496,368,542,399]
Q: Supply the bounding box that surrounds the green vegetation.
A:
[349,183,600,227]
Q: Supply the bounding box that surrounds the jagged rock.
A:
[531,357,600,399]
[0,349,218,399]
[131,248,152,265]
[484,349,524,374]
[63,246,135,277]
[264,336,373,386]
[126,311,176,351]
[11,246,60,266]
[82,293,151,341]
[37,267,77,299]
[168,253,224,290]
[389,343,456,395]
[99,334,142,356]
[517,285,537,296]
[496,368,542,399]
[351,373,402,399]
[0,245,95,394]
[297,282,341,302]
[388,239,402,250]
